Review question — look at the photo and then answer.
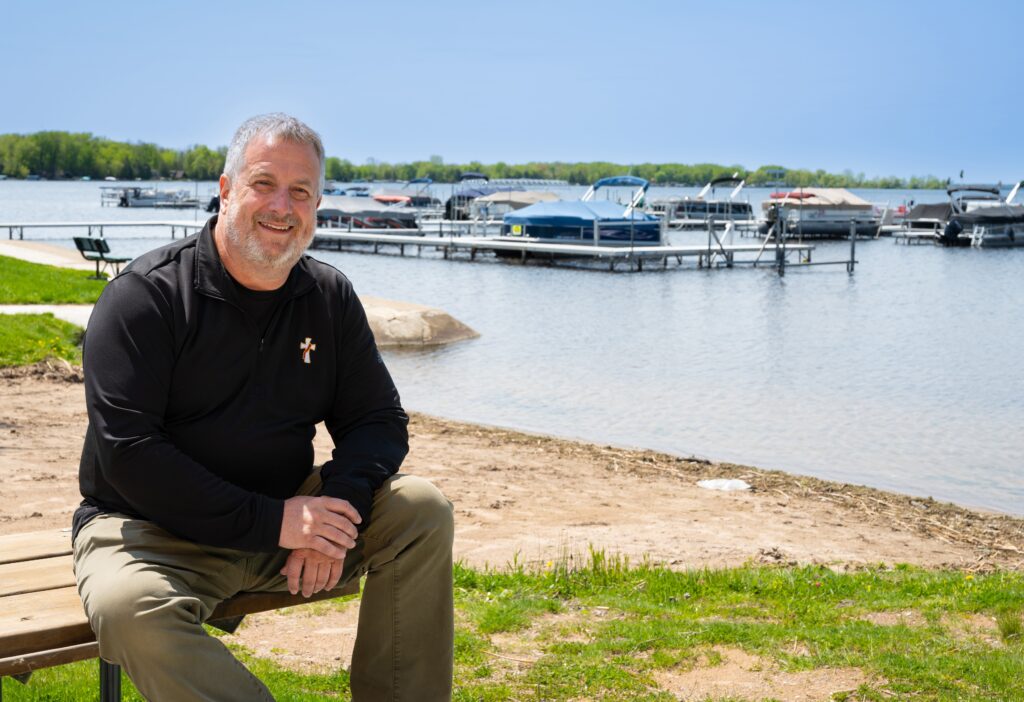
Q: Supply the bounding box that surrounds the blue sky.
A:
[4,0,1022,181]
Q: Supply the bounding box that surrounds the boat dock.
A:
[1,220,852,274]
[2,221,205,240]
[311,230,821,272]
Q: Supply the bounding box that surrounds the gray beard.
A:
[221,212,312,274]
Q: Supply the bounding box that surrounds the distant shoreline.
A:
[1,130,954,189]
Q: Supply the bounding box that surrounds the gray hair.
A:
[223,113,325,195]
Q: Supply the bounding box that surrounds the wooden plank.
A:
[0,531,72,565]
[0,587,93,658]
[0,641,99,677]
[0,555,75,597]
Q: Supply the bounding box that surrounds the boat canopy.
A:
[504,199,658,226]
[764,188,872,209]
[475,190,559,208]
[318,195,409,217]
[708,174,744,187]
[947,184,1001,196]
[591,175,649,190]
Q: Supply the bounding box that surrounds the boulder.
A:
[360,296,478,348]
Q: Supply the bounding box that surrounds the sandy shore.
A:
[3,360,1022,573]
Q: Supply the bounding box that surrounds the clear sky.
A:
[4,0,1022,182]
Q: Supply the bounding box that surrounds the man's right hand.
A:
[278,495,361,559]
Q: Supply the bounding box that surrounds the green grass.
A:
[4,556,1023,701]
[0,254,106,303]
[0,313,83,366]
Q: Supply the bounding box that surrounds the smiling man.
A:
[73,114,454,701]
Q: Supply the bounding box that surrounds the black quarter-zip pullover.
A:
[74,216,409,552]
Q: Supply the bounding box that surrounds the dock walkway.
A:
[311,231,816,271]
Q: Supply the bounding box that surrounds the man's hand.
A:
[279,495,361,559]
[281,548,345,597]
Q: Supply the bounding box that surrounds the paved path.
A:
[0,240,93,271]
[0,304,94,328]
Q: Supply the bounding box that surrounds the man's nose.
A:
[267,186,292,214]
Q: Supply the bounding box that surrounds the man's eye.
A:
[292,189,311,200]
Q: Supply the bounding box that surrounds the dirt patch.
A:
[942,612,1002,648]
[224,599,361,674]
[653,646,873,701]
[0,358,83,383]
[859,610,927,628]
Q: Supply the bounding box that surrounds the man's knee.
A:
[84,576,205,656]
[381,475,454,545]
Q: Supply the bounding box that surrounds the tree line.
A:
[1,131,948,189]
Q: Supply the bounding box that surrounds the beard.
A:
[221,202,314,274]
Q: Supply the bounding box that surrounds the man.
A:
[73,113,454,701]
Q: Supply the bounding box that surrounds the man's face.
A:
[219,136,321,277]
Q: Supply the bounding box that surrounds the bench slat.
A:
[0,641,99,678]
[0,587,95,658]
[0,555,74,597]
[0,530,72,565]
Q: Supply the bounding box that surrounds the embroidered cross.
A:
[300,337,316,364]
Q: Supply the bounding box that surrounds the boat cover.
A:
[905,203,953,221]
[318,195,412,217]
[954,203,1024,225]
[765,188,873,209]
[475,190,559,208]
[504,199,659,225]
[451,186,501,199]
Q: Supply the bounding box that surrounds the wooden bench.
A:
[71,237,132,279]
[0,530,359,701]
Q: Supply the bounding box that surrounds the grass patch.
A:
[5,556,1023,701]
[0,254,106,303]
[0,313,83,366]
[996,607,1023,644]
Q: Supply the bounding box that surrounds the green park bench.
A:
[71,237,132,279]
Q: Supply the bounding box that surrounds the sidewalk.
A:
[0,304,94,328]
[0,240,93,271]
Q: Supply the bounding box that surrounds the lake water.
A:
[2,181,1022,516]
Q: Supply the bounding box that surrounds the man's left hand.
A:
[281,548,345,597]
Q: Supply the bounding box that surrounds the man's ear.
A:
[218,174,231,213]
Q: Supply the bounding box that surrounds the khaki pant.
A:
[73,473,454,702]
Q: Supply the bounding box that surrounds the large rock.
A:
[360,296,478,348]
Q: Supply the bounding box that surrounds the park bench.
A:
[0,529,359,701]
[72,237,132,279]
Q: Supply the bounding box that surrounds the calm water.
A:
[3,181,1022,516]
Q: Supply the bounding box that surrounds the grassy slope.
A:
[4,559,1021,701]
[0,313,83,366]
[0,254,103,365]
[0,254,106,304]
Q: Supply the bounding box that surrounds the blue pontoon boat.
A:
[501,176,663,246]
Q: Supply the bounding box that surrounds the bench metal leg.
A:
[100,659,121,702]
